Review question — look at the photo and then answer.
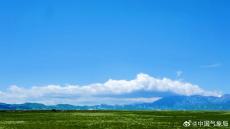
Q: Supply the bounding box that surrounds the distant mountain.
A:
[0,103,47,110]
[0,95,230,110]
[135,95,230,110]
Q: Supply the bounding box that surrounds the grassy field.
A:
[0,110,229,129]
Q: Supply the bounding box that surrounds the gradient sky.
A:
[0,0,229,94]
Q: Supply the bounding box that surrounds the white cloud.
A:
[201,63,222,68]
[176,70,183,78]
[0,73,221,105]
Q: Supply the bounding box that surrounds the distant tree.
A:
[51,109,57,112]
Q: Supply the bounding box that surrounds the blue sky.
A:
[0,0,229,104]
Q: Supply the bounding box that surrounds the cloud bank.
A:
[0,73,221,105]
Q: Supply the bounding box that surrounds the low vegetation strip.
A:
[0,110,229,129]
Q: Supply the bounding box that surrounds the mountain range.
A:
[0,95,230,110]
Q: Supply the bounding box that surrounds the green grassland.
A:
[0,110,229,129]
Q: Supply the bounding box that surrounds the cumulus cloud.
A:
[0,73,221,105]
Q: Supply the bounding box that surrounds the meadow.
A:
[0,110,229,129]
